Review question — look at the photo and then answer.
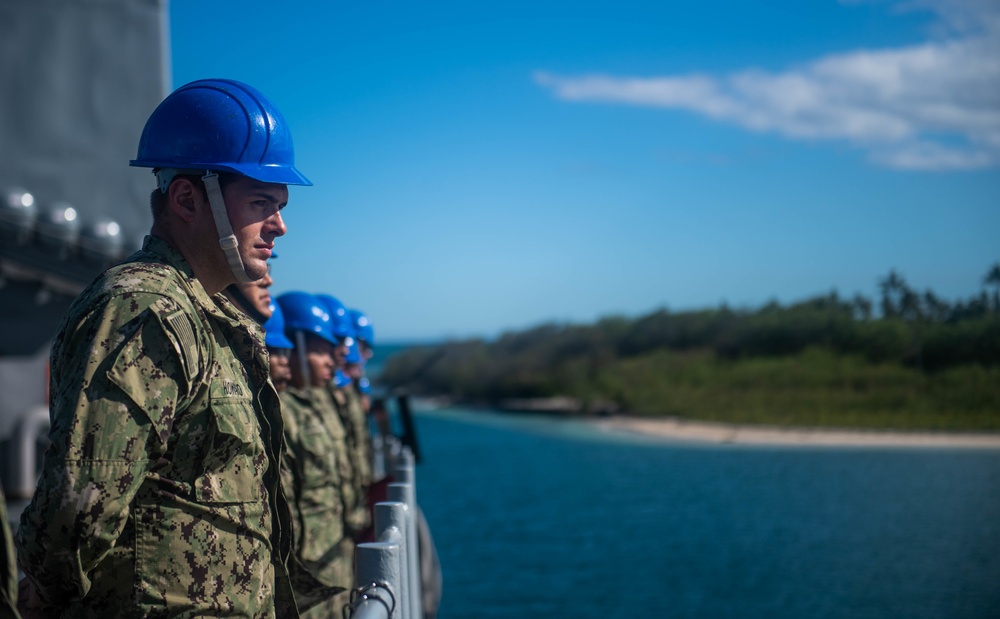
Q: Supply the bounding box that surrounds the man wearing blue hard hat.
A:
[264,300,295,393]
[315,296,372,555]
[339,308,376,536]
[16,79,333,618]
[225,254,278,325]
[275,291,355,617]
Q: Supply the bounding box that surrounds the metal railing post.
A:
[385,436,402,478]
[351,501,409,619]
[10,405,50,499]
[388,480,420,619]
[350,438,426,619]
[374,502,410,619]
[371,434,386,481]
[394,447,421,619]
[396,446,415,474]
[352,541,401,619]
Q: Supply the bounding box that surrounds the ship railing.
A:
[6,405,51,500]
[347,441,422,619]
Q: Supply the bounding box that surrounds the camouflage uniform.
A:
[1,485,19,619]
[333,385,373,537]
[15,236,299,618]
[280,386,352,617]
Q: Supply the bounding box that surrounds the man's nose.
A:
[266,210,287,238]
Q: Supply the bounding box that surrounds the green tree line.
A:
[381,265,1000,430]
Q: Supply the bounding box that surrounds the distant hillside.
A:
[379,266,1000,431]
[365,343,414,377]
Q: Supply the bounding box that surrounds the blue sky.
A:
[170,0,999,342]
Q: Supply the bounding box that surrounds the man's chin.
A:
[240,261,268,282]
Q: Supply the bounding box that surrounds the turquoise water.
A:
[410,406,1000,619]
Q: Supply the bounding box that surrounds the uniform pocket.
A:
[192,396,264,503]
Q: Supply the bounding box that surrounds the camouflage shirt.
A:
[279,386,352,589]
[332,385,372,536]
[1,484,19,619]
[15,236,298,618]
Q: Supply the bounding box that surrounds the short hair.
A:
[149,172,240,222]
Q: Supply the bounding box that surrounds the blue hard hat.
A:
[345,339,362,364]
[316,294,352,341]
[334,369,352,388]
[130,79,311,186]
[263,301,294,349]
[275,291,337,345]
[348,309,374,346]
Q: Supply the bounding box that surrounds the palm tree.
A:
[852,294,873,320]
[900,288,923,322]
[879,270,908,319]
[984,263,1000,313]
[922,290,950,323]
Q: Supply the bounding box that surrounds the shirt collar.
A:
[142,235,256,331]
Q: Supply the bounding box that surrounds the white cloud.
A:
[535,0,1000,170]
[870,139,995,169]
[878,0,1000,35]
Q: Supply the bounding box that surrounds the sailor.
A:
[347,308,376,413]
[343,310,376,523]
[275,291,353,617]
[317,296,373,543]
[224,253,278,323]
[264,300,295,394]
[348,308,375,362]
[15,79,317,617]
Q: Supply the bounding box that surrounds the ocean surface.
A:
[406,404,1000,619]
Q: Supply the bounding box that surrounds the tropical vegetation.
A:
[379,265,1000,430]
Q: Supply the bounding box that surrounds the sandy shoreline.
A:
[593,415,1000,448]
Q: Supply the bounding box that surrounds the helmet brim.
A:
[130,160,313,187]
[229,163,313,187]
[265,333,295,349]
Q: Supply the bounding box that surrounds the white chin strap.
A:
[202,171,254,283]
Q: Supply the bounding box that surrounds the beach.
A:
[595,415,1000,448]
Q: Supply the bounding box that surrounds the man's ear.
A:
[166,177,201,223]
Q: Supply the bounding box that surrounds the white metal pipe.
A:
[396,447,415,477]
[371,434,385,481]
[374,502,410,619]
[385,436,402,477]
[11,405,50,499]
[352,541,401,619]
[394,446,419,616]
[389,482,421,619]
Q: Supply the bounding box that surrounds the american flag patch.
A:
[165,310,198,374]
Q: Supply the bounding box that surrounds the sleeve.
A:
[278,394,306,551]
[0,487,17,618]
[15,294,196,605]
